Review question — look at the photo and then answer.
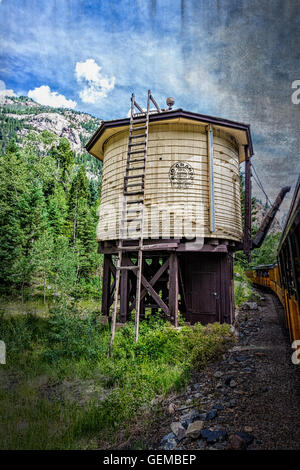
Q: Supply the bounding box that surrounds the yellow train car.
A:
[246,176,300,359]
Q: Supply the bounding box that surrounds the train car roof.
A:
[85,108,253,162]
[249,263,278,270]
[278,174,300,251]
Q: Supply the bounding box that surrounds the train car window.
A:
[290,234,300,300]
[282,243,293,297]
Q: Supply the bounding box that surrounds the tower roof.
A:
[86,108,253,162]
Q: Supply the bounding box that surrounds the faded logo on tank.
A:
[169,162,194,189]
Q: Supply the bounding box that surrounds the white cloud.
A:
[0,80,16,98]
[75,58,115,104]
[28,85,77,108]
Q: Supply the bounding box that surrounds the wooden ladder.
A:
[108,90,161,354]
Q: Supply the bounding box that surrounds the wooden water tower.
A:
[86,91,253,340]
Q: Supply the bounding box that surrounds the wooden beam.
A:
[178,260,187,312]
[127,258,170,315]
[169,253,179,327]
[101,254,111,317]
[177,243,228,252]
[107,257,116,276]
[207,124,215,233]
[128,258,170,312]
[119,254,129,322]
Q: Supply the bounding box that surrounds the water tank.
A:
[86,109,252,244]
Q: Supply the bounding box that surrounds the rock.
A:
[168,403,176,415]
[160,432,176,443]
[163,439,177,450]
[170,422,186,441]
[244,426,253,433]
[229,379,237,388]
[214,371,223,378]
[197,439,206,449]
[185,420,204,439]
[200,429,228,444]
[234,355,250,363]
[225,375,234,386]
[205,409,218,420]
[180,409,200,428]
[242,302,258,310]
[236,432,254,446]
[227,434,247,450]
[213,404,224,411]
[216,381,223,388]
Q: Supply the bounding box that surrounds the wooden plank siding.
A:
[97,122,242,242]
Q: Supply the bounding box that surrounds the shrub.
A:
[42,303,107,362]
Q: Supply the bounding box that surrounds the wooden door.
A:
[183,254,221,324]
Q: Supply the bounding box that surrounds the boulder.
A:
[170,421,186,441]
[185,420,204,439]
[227,434,247,450]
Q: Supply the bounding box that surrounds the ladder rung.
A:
[124,191,144,196]
[126,199,144,204]
[130,133,146,139]
[117,266,139,271]
[121,217,142,223]
[124,174,144,179]
[129,142,146,147]
[125,182,144,188]
[130,126,147,131]
[128,149,145,155]
[127,158,145,164]
[126,166,145,171]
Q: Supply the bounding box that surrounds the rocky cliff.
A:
[0,95,102,154]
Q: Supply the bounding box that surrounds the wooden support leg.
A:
[120,254,129,323]
[169,253,179,327]
[102,254,111,317]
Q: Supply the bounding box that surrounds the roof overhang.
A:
[86,108,253,162]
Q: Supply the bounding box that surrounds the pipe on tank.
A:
[252,186,291,249]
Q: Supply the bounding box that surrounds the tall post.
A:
[119,254,129,323]
[244,144,251,261]
[169,253,179,327]
[102,254,111,317]
[207,124,215,233]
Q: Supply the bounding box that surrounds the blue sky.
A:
[0,0,299,215]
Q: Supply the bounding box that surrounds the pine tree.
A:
[50,137,74,186]
[32,230,54,304]
[68,165,89,244]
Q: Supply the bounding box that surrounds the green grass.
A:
[0,302,234,449]
[234,264,255,307]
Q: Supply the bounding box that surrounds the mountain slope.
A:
[0,95,101,155]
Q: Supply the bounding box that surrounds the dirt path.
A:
[149,292,300,450]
